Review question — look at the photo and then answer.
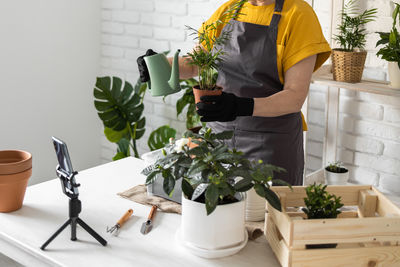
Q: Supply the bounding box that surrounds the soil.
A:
[325,166,348,173]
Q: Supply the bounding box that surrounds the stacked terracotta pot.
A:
[0,150,32,212]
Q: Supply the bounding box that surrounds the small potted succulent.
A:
[143,128,287,257]
[376,2,400,88]
[185,0,247,104]
[302,183,344,249]
[332,0,377,83]
[324,161,349,185]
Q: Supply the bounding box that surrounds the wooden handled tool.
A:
[140,205,157,235]
[107,209,133,235]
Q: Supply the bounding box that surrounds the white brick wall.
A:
[100,0,400,195]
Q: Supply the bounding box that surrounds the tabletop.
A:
[0,157,280,267]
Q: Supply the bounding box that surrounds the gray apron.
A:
[209,0,304,185]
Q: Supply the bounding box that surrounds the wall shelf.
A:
[308,65,400,171]
[312,72,400,97]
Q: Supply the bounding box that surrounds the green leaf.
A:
[147,125,177,151]
[112,152,127,161]
[234,178,253,192]
[192,183,208,200]
[182,179,194,199]
[145,171,160,185]
[205,183,219,215]
[104,127,128,143]
[117,138,130,156]
[188,161,208,175]
[212,131,234,140]
[264,187,282,212]
[163,175,175,196]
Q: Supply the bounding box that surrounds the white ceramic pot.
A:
[388,62,400,89]
[324,169,349,185]
[245,188,266,222]
[181,194,245,250]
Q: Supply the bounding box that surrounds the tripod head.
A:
[56,165,80,199]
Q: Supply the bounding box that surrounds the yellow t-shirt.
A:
[201,0,332,130]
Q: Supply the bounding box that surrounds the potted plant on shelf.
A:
[376,2,400,88]
[332,0,377,83]
[185,0,247,104]
[143,128,287,257]
[302,183,344,249]
[324,161,349,185]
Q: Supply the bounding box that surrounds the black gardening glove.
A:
[137,49,157,83]
[196,92,254,122]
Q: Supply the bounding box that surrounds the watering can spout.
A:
[168,49,181,92]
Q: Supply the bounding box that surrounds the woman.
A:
[139,0,331,185]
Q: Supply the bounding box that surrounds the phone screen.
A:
[52,136,74,174]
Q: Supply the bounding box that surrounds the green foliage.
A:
[376,3,400,68]
[186,0,248,90]
[94,77,146,159]
[334,0,377,51]
[325,161,348,173]
[148,125,177,151]
[176,78,202,129]
[142,127,288,215]
[302,183,344,219]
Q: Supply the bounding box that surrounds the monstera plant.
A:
[148,125,176,151]
[94,76,146,159]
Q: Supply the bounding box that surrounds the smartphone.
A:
[52,136,74,174]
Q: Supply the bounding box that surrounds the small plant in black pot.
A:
[324,161,349,185]
[302,183,344,249]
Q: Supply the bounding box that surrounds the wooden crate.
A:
[265,185,400,267]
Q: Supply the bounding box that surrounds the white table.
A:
[0,157,280,267]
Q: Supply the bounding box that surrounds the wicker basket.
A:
[331,49,367,83]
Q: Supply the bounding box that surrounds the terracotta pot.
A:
[0,150,32,212]
[193,86,222,105]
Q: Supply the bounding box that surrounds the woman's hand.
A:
[196,92,254,122]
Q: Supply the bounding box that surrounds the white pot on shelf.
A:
[324,168,349,185]
[180,193,246,252]
[388,61,400,89]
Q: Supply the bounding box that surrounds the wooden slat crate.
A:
[265,185,400,267]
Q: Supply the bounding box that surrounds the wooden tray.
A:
[265,185,400,267]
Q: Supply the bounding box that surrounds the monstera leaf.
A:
[94,76,145,136]
[94,76,146,159]
[148,125,176,151]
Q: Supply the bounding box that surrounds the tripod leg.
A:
[77,218,107,246]
[40,219,72,250]
[71,218,77,241]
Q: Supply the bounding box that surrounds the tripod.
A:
[40,167,107,250]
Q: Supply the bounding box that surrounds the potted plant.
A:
[301,183,344,249]
[0,150,32,212]
[324,161,349,185]
[185,0,247,104]
[332,0,377,83]
[143,128,287,256]
[376,2,400,88]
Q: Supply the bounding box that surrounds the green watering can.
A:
[144,50,181,97]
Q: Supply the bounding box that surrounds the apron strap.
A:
[270,0,284,28]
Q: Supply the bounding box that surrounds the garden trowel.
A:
[140,205,157,235]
